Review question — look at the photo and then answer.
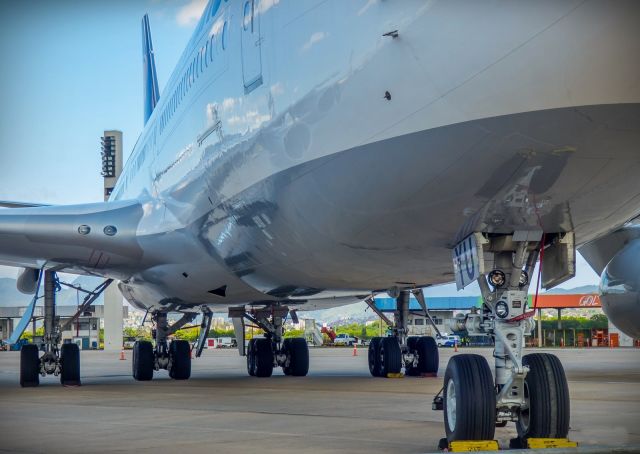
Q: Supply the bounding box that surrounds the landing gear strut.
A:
[18,271,112,387]
[438,232,572,446]
[132,310,196,381]
[366,291,439,378]
[19,271,109,387]
[229,305,309,377]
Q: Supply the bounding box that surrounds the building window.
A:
[414,319,425,326]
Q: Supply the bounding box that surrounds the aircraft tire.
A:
[60,343,81,386]
[416,336,439,375]
[20,344,40,387]
[169,340,191,380]
[247,339,257,376]
[380,337,402,376]
[253,338,274,378]
[443,354,496,442]
[132,340,154,381]
[516,353,570,440]
[368,337,383,377]
[282,338,309,376]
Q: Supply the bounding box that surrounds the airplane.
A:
[1,0,639,447]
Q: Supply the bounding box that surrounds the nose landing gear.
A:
[436,232,573,448]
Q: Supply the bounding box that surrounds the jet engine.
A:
[16,267,40,294]
[599,238,640,339]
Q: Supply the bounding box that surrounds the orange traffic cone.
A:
[352,344,358,356]
[119,349,126,360]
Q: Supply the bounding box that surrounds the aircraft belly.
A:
[198,103,640,297]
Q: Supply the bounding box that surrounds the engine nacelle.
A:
[16,268,40,295]
[600,238,640,339]
[16,267,40,294]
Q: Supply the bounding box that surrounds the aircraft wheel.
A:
[443,354,496,442]
[20,344,40,387]
[247,339,257,376]
[516,353,570,439]
[380,337,402,376]
[253,338,274,378]
[282,338,309,376]
[416,336,439,375]
[169,340,191,380]
[132,340,154,381]
[368,337,382,377]
[405,337,420,376]
[60,343,81,386]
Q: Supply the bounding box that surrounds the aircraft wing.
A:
[0,200,144,276]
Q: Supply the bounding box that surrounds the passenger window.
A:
[222,21,228,50]
[210,0,221,17]
[243,1,251,32]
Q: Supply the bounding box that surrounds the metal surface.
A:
[446,379,457,431]
[599,238,640,338]
[410,289,443,338]
[195,308,212,358]
[59,279,113,333]
[41,270,61,375]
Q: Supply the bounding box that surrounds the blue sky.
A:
[0,0,208,278]
[0,0,601,289]
[0,0,206,204]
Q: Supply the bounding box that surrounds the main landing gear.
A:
[20,271,111,387]
[366,291,439,378]
[132,311,196,381]
[229,305,309,378]
[436,232,572,447]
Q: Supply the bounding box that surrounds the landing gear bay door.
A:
[452,233,488,290]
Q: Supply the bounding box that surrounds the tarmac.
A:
[0,347,638,453]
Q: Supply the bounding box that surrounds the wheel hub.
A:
[518,381,531,431]
[446,379,457,430]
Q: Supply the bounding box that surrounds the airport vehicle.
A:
[1,0,639,447]
[333,333,357,346]
[436,335,461,348]
[207,337,237,348]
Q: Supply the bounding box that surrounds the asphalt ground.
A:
[0,347,638,453]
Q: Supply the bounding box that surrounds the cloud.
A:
[270,82,284,97]
[257,0,280,15]
[302,32,327,52]
[176,0,207,27]
[357,0,377,16]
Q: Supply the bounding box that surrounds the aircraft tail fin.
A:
[142,14,160,125]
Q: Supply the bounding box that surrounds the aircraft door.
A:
[241,0,263,93]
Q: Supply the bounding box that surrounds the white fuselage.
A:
[1,0,639,314]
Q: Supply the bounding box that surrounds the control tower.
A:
[101,130,124,352]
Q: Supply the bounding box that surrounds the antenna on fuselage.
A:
[142,14,160,125]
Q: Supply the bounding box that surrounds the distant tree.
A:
[283,328,304,338]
